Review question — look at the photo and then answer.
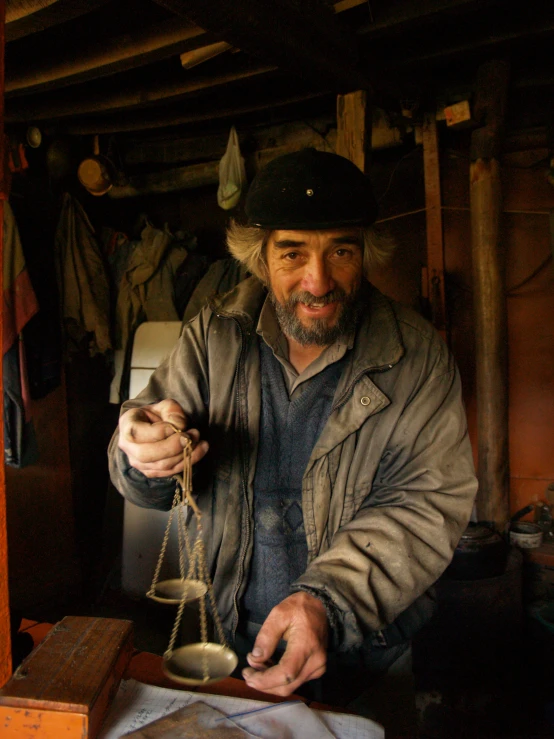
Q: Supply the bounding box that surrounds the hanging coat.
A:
[55,193,111,356]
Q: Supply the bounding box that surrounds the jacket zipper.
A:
[215,311,251,636]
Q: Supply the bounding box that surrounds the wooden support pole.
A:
[422,112,447,337]
[470,59,511,529]
[0,0,13,686]
[336,90,372,173]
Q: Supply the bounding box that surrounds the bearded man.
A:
[109,149,477,704]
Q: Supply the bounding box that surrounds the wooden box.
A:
[0,616,133,738]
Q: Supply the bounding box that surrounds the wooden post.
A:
[470,60,511,529]
[422,112,447,338]
[0,0,13,686]
[336,90,372,173]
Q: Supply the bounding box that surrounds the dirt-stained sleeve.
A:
[108,309,211,508]
[292,347,477,651]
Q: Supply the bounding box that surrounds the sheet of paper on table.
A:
[98,679,385,739]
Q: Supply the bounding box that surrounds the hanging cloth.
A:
[110,222,188,403]
[54,193,111,356]
[3,201,40,467]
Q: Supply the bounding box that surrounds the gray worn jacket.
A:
[109,277,477,650]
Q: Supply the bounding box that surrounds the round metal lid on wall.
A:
[26,126,42,148]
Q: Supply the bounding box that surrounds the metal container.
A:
[444,522,508,580]
[509,521,543,549]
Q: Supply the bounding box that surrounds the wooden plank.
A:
[154,0,369,91]
[108,160,220,198]
[180,41,232,70]
[421,112,446,334]
[358,0,483,36]
[333,0,367,11]
[336,90,372,173]
[0,0,13,689]
[0,617,133,738]
[6,18,208,95]
[5,0,111,42]
[110,130,336,198]
[0,617,133,710]
[47,90,330,136]
[5,0,60,23]
[5,63,276,122]
[383,7,554,72]
[122,117,334,165]
[0,706,87,739]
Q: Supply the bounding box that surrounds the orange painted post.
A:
[0,0,13,687]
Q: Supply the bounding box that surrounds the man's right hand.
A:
[118,399,209,478]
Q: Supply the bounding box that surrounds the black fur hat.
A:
[245,148,378,229]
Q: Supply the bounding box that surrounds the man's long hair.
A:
[226,220,396,282]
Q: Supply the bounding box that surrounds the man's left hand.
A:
[242,592,328,696]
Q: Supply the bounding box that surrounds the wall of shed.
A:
[370,140,554,519]
[4,127,554,615]
[441,147,554,516]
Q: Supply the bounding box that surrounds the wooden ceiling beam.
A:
[6,0,60,23]
[382,13,554,71]
[5,63,276,123]
[5,18,210,95]
[153,0,370,91]
[5,0,111,42]
[6,0,365,94]
[41,91,330,135]
[357,0,490,37]
[122,117,334,165]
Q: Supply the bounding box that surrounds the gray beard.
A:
[269,287,362,347]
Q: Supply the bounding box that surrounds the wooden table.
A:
[19,618,332,710]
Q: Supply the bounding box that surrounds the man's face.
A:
[265,228,364,347]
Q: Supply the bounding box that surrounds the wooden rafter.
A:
[44,90,331,135]
[153,0,370,91]
[5,0,111,41]
[5,0,367,97]
[6,18,210,95]
[5,62,276,123]
[382,10,554,71]
[357,0,489,36]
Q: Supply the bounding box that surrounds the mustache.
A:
[284,288,348,308]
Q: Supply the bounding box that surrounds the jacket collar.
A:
[333,282,404,406]
[209,275,405,376]
[208,276,265,333]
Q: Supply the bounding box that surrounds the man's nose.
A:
[301,257,335,296]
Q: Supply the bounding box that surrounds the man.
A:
[109,149,477,702]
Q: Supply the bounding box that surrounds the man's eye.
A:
[334,248,353,258]
[284,252,299,260]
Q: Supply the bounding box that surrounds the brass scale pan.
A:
[148,578,238,685]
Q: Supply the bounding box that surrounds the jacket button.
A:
[360,396,371,406]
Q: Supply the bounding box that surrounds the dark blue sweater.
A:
[241,339,346,625]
